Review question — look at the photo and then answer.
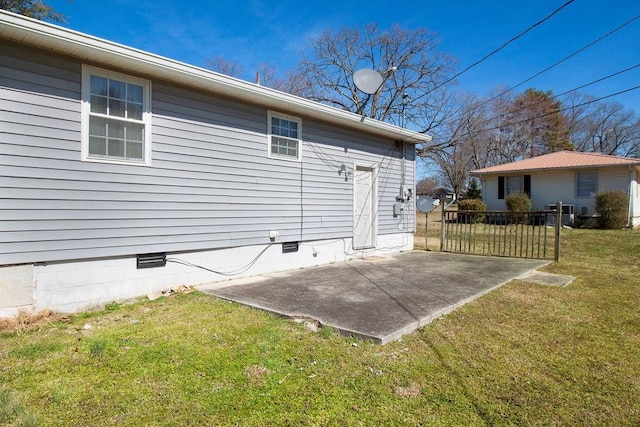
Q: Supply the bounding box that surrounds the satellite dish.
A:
[353,68,384,95]
[417,196,440,213]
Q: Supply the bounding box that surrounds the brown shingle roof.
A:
[471,150,640,175]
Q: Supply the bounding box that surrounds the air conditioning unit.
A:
[546,204,575,226]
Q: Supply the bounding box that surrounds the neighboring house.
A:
[0,11,430,317]
[471,150,640,228]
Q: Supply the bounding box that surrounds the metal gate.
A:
[440,203,562,261]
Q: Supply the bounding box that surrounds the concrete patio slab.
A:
[198,251,549,344]
[518,270,574,287]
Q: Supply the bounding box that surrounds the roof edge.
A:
[0,10,431,144]
[471,162,640,176]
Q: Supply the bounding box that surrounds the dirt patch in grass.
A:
[395,384,421,398]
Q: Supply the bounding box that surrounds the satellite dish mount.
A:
[416,196,441,251]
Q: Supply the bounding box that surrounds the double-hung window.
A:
[576,171,597,197]
[268,111,301,161]
[82,66,151,164]
[498,175,531,199]
[506,176,524,195]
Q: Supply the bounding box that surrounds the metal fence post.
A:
[554,201,562,262]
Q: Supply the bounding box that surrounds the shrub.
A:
[505,192,532,212]
[505,192,531,224]
[596,190,628,229]
[457,198,487,223]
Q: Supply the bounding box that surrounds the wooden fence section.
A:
[440,206,562,261]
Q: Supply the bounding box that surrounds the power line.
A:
[478,13,640,111]
[470,63,640,132]
[437,84,640,144]
[430,0,575,93]
[434,12,640,132]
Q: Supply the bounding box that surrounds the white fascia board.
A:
[0,11,431,145]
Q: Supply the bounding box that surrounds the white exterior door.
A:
[353,165,376,249]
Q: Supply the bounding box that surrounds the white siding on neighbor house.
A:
[0,42,414,266]
[598,168,631,193]
[530,171,584,212]
[481,176,502,210]
[482,167,636,218]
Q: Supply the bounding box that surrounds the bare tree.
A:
[255,63,312,97]
[569,100,640,157]
[203,56,244,78]
[429,93,491,197]
[415,177,439,196]
[297,23,457,134]
[1,0,65,21]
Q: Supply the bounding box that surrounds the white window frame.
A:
[576,171,598,198]
[267,111,302,162]
[81,65,152,165]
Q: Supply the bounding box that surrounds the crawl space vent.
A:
[282,242,300,253]
[137,253,167,269]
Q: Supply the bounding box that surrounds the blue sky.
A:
[47,0,639,114]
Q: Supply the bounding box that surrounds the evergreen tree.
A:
[466,178,482,200]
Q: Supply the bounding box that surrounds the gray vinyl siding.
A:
[0,44,411,265]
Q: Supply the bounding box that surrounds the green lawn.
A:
[1,228,639,426]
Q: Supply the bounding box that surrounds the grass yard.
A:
[1,228,639,426]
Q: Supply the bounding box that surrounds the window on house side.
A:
[506,176,524,196]
[82,66,151,165]
[576,171,597,197]
[268,111,301,161]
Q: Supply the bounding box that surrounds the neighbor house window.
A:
[82,65,151,164]
[268,111,301,161]
[576,171,597,197]
[498,175,531,199]
[506,176,524,195]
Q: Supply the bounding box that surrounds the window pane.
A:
[127,84,143,102]
[108,80,126,99]
[108,120,125,139]
[107,138,125,157]
[287,122,298,138]
[89,116,107,137]
[126,141,143,159]
[127,102,143,120]
[90,75,108,96]
[109,99,126,117]
[90,95,107,114]
[126,123,144,142]
[89,136,107,156]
